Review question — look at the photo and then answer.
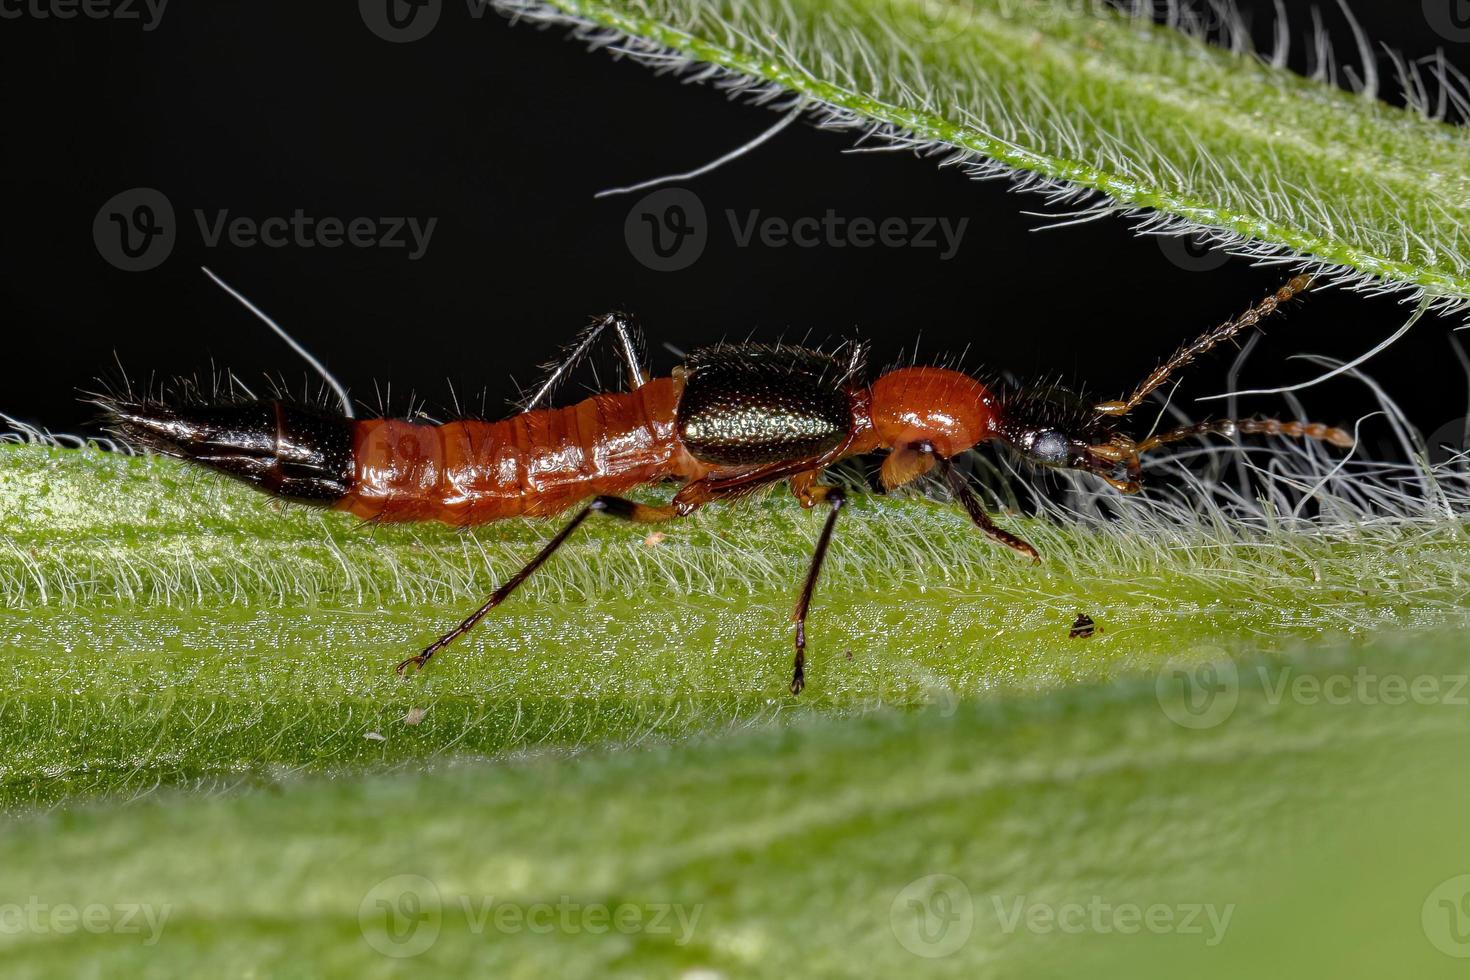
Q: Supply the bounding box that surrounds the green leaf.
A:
[503,0,1470,307]
[2,443,1466,809]
[2,627,1468,976]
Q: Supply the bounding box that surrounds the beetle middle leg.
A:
[674,465,851,695]
[790,482,846,695]
[396,494,676,675]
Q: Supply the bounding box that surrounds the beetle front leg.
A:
[939,459,1039,561]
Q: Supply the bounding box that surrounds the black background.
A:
[2,0,1467,454]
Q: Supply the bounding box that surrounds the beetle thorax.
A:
[868,367,996,458]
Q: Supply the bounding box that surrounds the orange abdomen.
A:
[336,377,695,524]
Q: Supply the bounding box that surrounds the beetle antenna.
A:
[1097,274,1314,418]
[1134,416,1354,454]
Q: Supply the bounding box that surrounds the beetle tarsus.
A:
[395,651,432,676]
[792,623,807,696]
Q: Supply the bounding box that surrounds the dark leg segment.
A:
[396,495,675,674]
[940,460,1040,562]
[790,487,846,695]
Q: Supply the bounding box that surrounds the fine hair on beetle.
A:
[97,275,1352,695]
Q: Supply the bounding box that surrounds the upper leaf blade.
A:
[516,0,1470,305]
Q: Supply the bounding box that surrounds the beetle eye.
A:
[1023,429,1070,464]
